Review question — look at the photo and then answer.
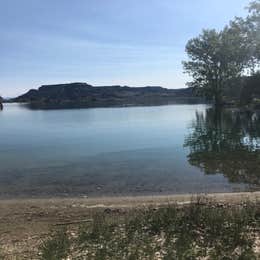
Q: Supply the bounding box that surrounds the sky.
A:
[0,0,250,97]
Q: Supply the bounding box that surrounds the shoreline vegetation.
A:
[183,1,260,108]
[0,192,259,259]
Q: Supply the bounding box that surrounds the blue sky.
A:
[0,0,250,97]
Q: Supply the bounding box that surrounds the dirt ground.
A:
[0,192,260,259]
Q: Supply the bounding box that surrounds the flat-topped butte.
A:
[13,83,202,109]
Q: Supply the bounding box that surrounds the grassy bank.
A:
[39,198,260,260]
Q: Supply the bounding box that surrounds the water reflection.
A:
[184,108,260,186]
[0,104,255,198]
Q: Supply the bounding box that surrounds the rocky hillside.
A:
[13,82,202,109]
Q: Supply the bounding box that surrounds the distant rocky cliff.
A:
[13,82,203,109]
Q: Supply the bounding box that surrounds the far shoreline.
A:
[1,191,259,206]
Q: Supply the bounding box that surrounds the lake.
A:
[0,103,259,198]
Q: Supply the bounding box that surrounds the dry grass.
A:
[39,198,260,260]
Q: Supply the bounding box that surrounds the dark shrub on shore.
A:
[240,73,260,107]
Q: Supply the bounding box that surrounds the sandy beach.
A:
[0,192,260,259]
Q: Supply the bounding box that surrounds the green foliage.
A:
[0,248,3,260]
[183,0,260,106]
[39,201,260,259]
[247,0,260,63]
[183,28,250,105]
[39,228,70,260]
[240,72,260,105]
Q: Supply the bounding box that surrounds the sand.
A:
[0,192,260,259]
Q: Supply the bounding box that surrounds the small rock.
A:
[104,208,112,214]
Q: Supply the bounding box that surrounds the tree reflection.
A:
[184,108,260,186]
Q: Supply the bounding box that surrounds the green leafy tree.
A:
[183,1,260,106]
[245,0,260,70]
[183,27,250,106]
[229,1,260,73]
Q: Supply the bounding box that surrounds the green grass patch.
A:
[39,228,70,260]
[39,198,260,259]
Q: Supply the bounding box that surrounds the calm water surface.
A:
[0,103,259,198]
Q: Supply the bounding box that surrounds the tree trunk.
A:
[214,91,223,107]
